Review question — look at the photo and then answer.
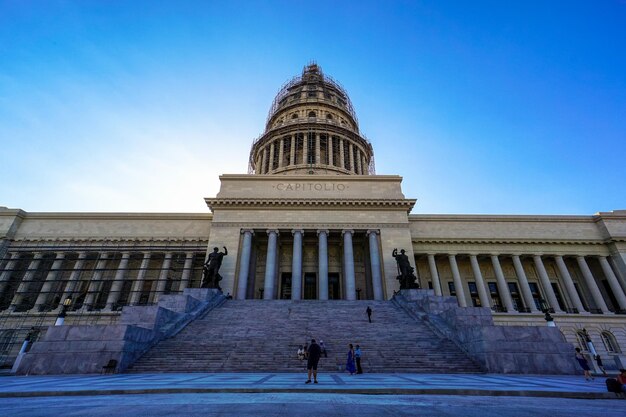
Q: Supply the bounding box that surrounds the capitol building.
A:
[1,64,625,373]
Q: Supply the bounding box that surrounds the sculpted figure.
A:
[202,246,228,290]
[392,248,419,290]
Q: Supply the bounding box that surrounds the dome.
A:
[249,63,374,176]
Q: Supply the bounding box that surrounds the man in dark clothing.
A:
[366,306,372,323]
[306,339,322,384]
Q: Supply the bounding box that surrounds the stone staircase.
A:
[129,300,483,373]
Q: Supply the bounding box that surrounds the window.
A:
[528,282,542,310]
[576,331,589,352]
[308,111,317,118]
[488,282,505,312]
[508,282,524,312]
[468,281,481,307]
[307,90,317,98]
[448,281,456,296]
[326,113,333,120]
[601,331,621,353]
[291,113,298,119]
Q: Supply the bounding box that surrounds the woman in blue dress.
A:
[346,343,356,375]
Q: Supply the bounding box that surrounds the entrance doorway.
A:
[280,273,292,299]
[328,273,341,300]
[304,273,316,299]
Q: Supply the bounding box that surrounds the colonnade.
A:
[421,253,626,314]
[255,133,369,175]
[0,250,202,313]
[235,229,385,301]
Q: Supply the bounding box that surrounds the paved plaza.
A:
[0,373,620,417]
[0,372,614,398]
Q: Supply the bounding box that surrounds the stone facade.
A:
[1,64,625,373]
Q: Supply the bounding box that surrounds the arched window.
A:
[326,113,333,120]
[291,113,298,119]
[601,331,621,353]
[308,111,317,118]
[576,331,589,351]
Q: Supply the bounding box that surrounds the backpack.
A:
[606,378,622,394]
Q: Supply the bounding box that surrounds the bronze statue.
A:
[202,246,228,290]
[392,248,419,289]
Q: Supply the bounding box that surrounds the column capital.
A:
[448,253,458,257]
[120,252,131,258]
[576,255,587,260]
[240,229,255,235]
[266,229,279,235]
[98,252,110,260]
[291,229,304,235]
[426,253,438,257]
[366,229,379,236]
[316,229,329,236]
[341,229,354,236]
[54,252,66,259]
[185,251,195,257]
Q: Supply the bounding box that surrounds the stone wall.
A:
[15,288,224,375]
[394,289,579,374]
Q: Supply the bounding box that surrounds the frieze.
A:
[210,222,409,229]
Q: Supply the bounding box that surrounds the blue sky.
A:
[0,1,624,214]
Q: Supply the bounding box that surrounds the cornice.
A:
[408,214,595,223]
[16,212,212,221]
[411,237,608,245]
[205,198,416,212]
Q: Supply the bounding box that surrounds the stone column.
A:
[342,229,356,300]
[576,256,610,314]
[291,230,303,300]
[315,134,321,165]
[155,253,173,299]
[34,253,66,311]
[349,143,355,173]
[367,230,384,300]
[533,255,564,313]
[263,230,279,300]
[490,255,515,312]
[9,252,44,311]
[83,253,110,310]
[362,155,368,174]
[302,134,308,165]
[355,148,362,174]
[104,252,130,310]
[339,138,345,169]
[554,256,587,313]
[260,147,267,174]
[512,255,540,313]
[427,254,442,296]
[179,252,195,292]
[598,256,626,311]
[448,254,467,307]
[130,252,151,305]
[278,138,284,168]
[328,137,334,167]
[0,252,17,296]
[469,255,491,308]
[60,252,87,301]
[289,134,295,166]
[268,141,275,173]
[236,230,254,300]
[318,230,329,300]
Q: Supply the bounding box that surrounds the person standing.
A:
[305,339,322,384]
[366,306,372,323]
[594,354,607,376]
[346,343,356,375]
[355,344,363,374]
[319,340,328,358]
[575,347,594,381]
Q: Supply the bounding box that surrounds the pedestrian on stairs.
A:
[366,306,372,323]
[346,343,356,375]
[355,345,363,374]
[305,339,322,384]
